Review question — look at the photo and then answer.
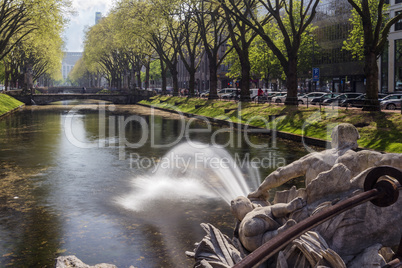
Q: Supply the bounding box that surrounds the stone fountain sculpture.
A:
[186,123,402,268]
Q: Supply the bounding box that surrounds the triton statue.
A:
[187,123,402,268]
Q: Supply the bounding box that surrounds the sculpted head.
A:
[331,123,360,150]
[230,196,254,221]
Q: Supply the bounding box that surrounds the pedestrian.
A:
[257,88,263,102]
[258,88,263,97]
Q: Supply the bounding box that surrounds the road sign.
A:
[312,67,320,82]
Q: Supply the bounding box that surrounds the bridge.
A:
[39,87,104,94]
[7,91,154,105]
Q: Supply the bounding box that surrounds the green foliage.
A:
[343,0,389,59]
[224,7,318,81]
[1,0,73,84]
[69,58,92,86]
[141,60,162,82]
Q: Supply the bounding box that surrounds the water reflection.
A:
[0,101,311,267]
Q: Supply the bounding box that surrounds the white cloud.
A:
[63,0,114,52]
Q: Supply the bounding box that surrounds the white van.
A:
[249,88,259,99]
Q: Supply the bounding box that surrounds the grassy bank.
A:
[140,96,402,153]
[0,94,23,117]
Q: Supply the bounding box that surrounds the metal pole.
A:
[313,37,316,92]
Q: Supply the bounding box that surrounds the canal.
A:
[0,101,310,267]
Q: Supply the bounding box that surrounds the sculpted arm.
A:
[249,155,313,199]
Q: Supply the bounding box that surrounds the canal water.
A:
[0,101,310,267]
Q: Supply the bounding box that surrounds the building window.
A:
[396,11,402,31]
[396,0,402,4]
[394,39,402,91]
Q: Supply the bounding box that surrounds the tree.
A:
[221,0,259,101]
[248,39,283,89]
[150,0,182,96]
[141,59,162,87]
[69,58,93,87]
[114,0,157,90]
[120,0,177,94]
[2,0,71,91]
[195,0,232,99]
[84,13,129,90]
[0,0,35,61]
[174,0,204,97]
[219,0,320,105]
[223,5,317,93]
[343,0,402,111]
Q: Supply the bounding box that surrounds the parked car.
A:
[322,93,363,106]
[341,93,388,108]
[265,91,282,100]
[380,93,402,101]
[267,92,287,102]
[298,92,326,104]
[310,93,339,105]
[380,98,402,110]
[221,92,237,99]
[253,91,280,102]
[218,88,237,97]
[271,93,287,103]
[340,94,365,107]
[200,90,210,98]
[380,94,402,110]
[249,88,273,99]
[298,93,306,98]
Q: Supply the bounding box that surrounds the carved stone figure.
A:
[249,123,360,200]
[249,123,402,201]
[187,123,402,268]
[230,196,304,252]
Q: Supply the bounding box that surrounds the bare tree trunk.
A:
[285,57,299,105]
[161,59,167,95]
[171,68,179,96]
[363,52,380,111]
[4,63,9,91]
[136,70,142,90]
[145,62,150,90]
[208,62,218,100]
[240,52,251,102]
[188,70,196,97]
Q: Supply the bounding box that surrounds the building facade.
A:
[61,52,82,82]
[95,12,102,25]
[381,0,402,93]
[311,0,367,93]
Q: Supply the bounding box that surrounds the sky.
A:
[63,0,114,52]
